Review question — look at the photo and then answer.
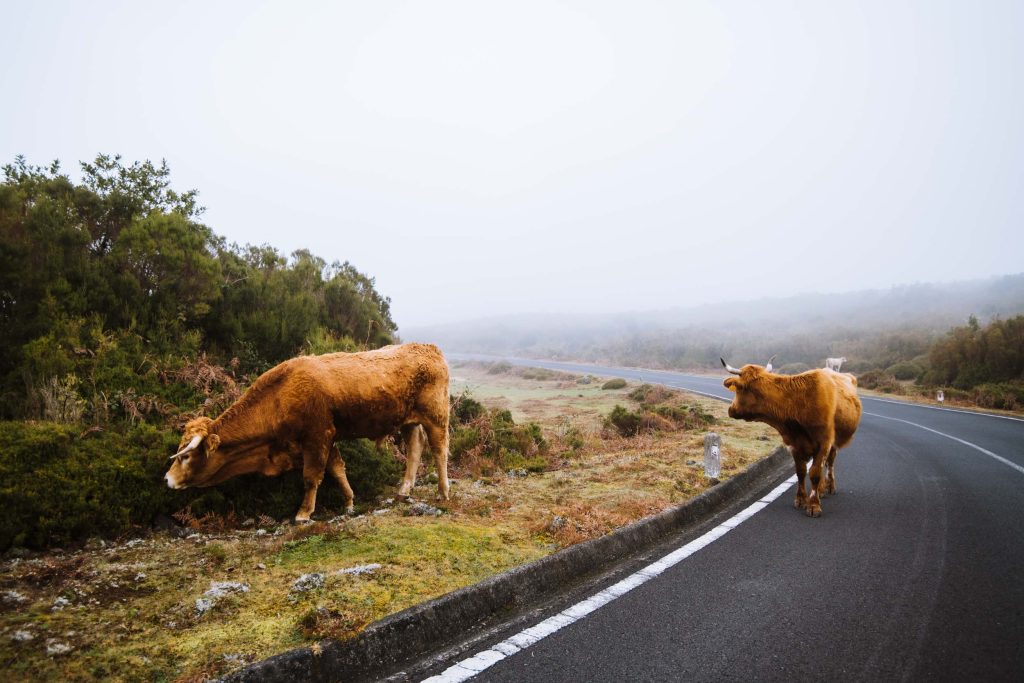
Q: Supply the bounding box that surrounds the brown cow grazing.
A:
[721,357,862,517]
[165,343,451,522]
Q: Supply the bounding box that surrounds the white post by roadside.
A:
[703,432,721,479]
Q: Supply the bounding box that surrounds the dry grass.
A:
[0,362,777,682]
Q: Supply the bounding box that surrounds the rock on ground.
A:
[291,573,325,593]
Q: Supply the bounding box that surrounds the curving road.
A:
[423,355,1024,682]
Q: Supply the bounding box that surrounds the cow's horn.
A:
[170,434,203,460]
[765,355,777,372]
[721,358,742,375]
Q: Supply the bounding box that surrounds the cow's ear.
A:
[206,433,221,453]
[724,378,739,392]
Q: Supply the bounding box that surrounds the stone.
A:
[46,639,73,656]
[407,502,442,517]
[204,581,250,599]
[195,581,250,616]
[195,598,216,616]
[335,563,381,576]
[291,573,325,593]
[11,630,34,643]
[51,596,71,611]
[2,590,28,605]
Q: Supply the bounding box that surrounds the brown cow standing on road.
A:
[165,343,451,522]
[721,358,862,517]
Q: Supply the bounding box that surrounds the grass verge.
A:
[0,362,777,681]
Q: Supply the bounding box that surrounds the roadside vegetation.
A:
[0,155,401,552]
[1,361,776,681]
[0,155,780,681]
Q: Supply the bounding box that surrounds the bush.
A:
[971,382,1024,411]
[339,439,403,502]
[857,370,904,394]
[605,400,715,438]
[0,421,403,550]
[606,405,642,436]
[486,362,512,375]
[448,408,549,477]
[601,378,627,390]
[628,383,675,404]
[885,361,923,381]
[451,392,484,424]
[0,422,177,550]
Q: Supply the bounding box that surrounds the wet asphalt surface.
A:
[429,355,1024,682]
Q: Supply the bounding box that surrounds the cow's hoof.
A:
[344,506,356,517]
[794,497,807,510]
[293,516,313,525]
[805,505,821,518]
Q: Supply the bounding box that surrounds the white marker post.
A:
[937,390,945,403]
[703,433,721,479]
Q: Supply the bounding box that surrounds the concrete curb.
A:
[223,446,791,683]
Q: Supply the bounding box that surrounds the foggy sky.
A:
[2,1,1022,330]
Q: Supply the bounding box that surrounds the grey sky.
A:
[2,1,1021,330]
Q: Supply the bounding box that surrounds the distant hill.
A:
[404,274,1024,372]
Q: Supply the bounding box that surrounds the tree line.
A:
[0,155,397,423]
[925,315,1024,388]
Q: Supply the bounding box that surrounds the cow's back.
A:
[829,371,862,450]
[294,344,449,439]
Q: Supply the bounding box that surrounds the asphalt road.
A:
[427,355,1024,682]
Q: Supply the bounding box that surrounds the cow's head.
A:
[721,356,776,420]
[165,417,222,489]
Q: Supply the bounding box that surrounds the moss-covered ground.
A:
[0,363,776,681]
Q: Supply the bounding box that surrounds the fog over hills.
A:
[403,273,1024,371]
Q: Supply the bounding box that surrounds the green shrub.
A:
[606,405,642,436]
[885,361,923,381]
[486,362,512,375]
[628,383,676,404]
[0,421,178,550]
[601,378,627,390]
[857,369,904,393]
[339,439,403,502]
[0,421,402,550]
[451,392,484,424]
[448,408,549,476]
[653,404,716,429]
[606,400,714,438]
[971,382,1024,411]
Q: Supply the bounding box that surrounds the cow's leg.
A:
[326,445,355,515]
[806,445,828,517]
[824,444,838,495]
[422,421,451,501]
[793,453,809,510]
[295,433,331,523]
[398,423,425,499]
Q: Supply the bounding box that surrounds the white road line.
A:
[865,411,1024,476]
[421,474,799,683]
[862,396,1024,423]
